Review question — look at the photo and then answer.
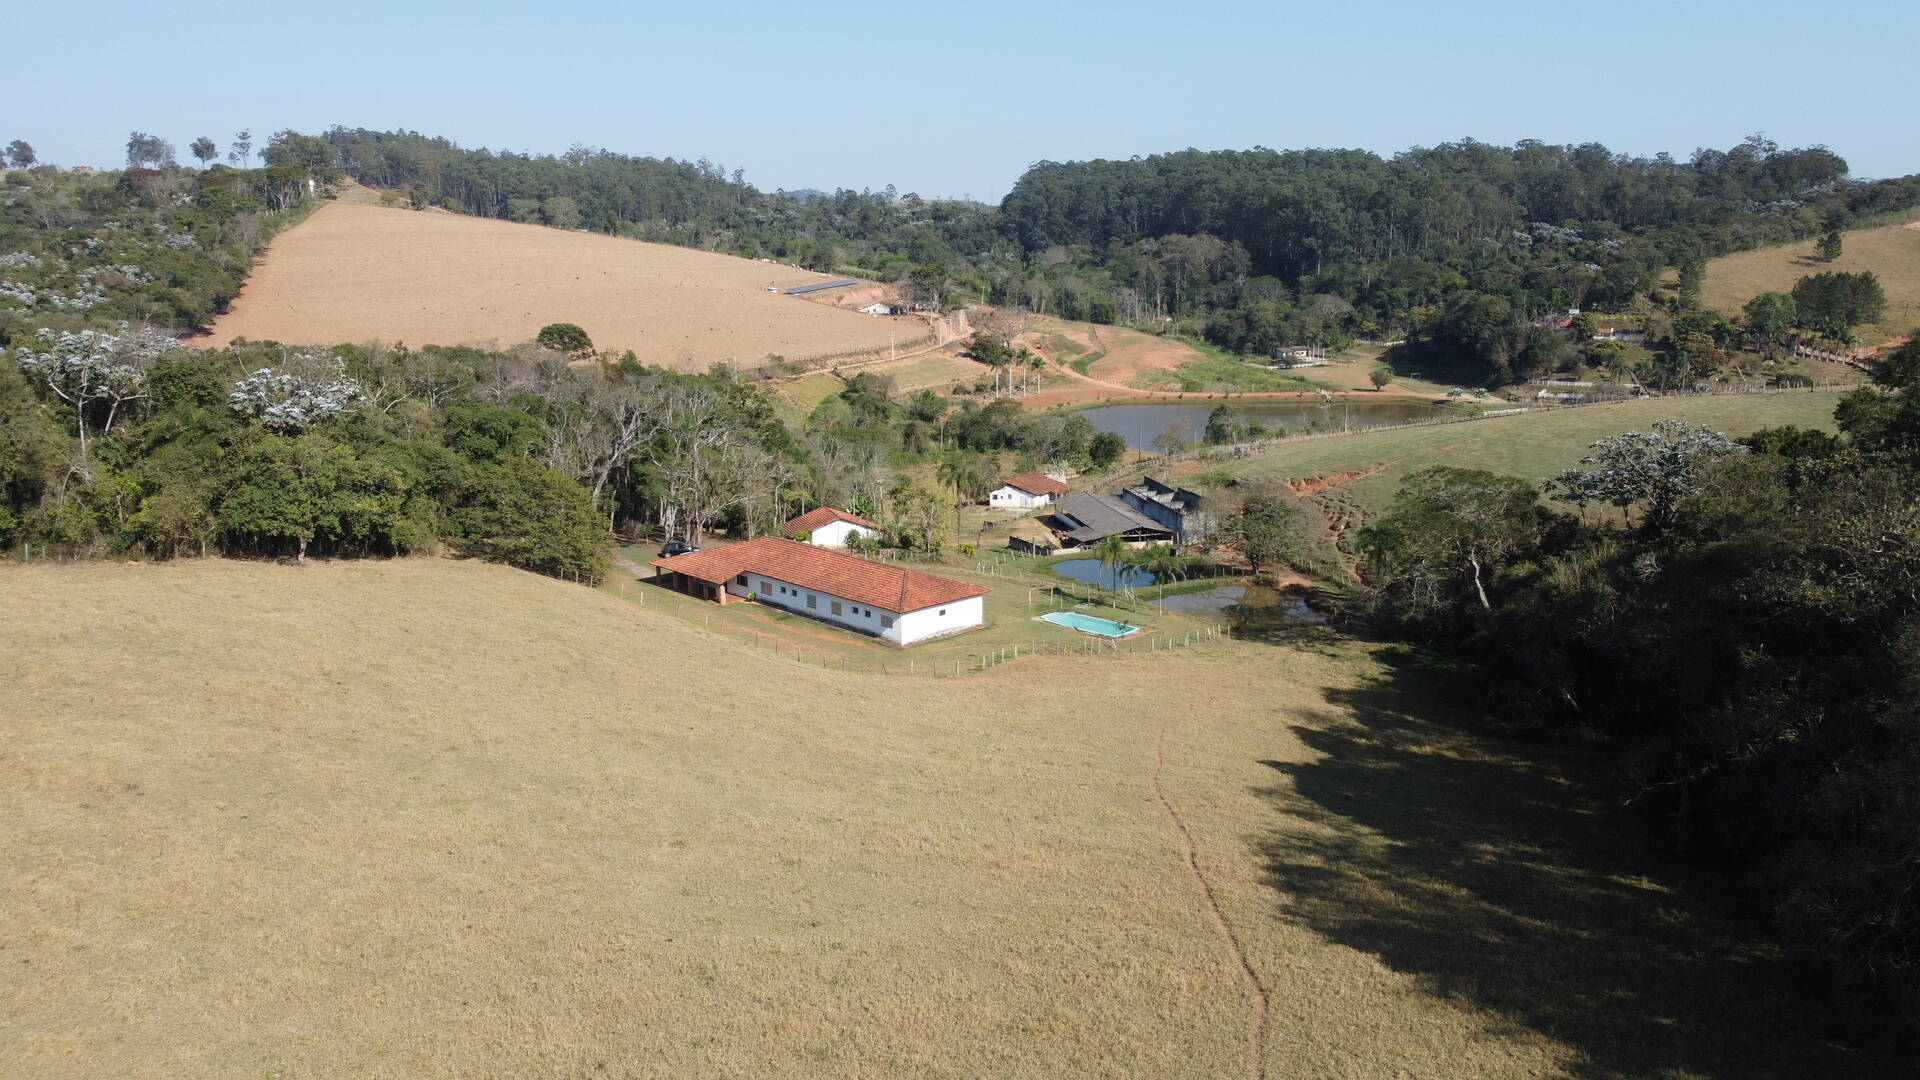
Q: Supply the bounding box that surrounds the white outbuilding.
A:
[988,471,1069,510]
[783,506,881,547]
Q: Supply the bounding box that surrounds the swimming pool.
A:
[1039,610,1140,637]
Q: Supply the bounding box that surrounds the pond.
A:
[1151,583,1328,630]
[1050,557,1155,590]
[1073,399,1438,450]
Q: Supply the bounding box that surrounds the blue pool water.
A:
[1039,610,1139,637]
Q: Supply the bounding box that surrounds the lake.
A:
[1073,399,1439,450]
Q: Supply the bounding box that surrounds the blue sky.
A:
[7,0,1917,201]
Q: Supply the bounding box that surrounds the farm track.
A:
[1152,724,1270,1080]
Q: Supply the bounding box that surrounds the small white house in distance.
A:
[649,537,988,646]
[783,506,880,547]
[988,471,1068,510]
[858,301,904,316]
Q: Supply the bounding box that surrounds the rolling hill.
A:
[0,557,1895,1078]
[203,201,916,369]
[1696,218,1920,347]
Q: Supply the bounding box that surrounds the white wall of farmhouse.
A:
[723,573,982,645]
[989,486,1051,510]
[803,519,875,547]
[894,596,986,644]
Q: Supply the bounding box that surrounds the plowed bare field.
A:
[204,203,904,369]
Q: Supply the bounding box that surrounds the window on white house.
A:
[938,608,947,616]
[736,574,748,586]
[831,600,843,616]
[881,615,894,628]
[806,594,816,609]
[761,580,772,593]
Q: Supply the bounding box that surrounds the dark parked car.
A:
[659,541,699,558]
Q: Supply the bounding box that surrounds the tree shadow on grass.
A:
[1256,645,1908,1078]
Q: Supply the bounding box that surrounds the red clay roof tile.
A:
[650,537,988,614]
[1002,472,1068,496]
[782,506,879,535]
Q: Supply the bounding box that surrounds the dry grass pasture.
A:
[1233,389,1848,517]
[1,559,1893,1078]
[1692,219,1920,347]
[204,203,905,369]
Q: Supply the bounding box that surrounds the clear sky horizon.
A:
[8,0,1917,203]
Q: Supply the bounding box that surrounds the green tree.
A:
[543,196,583,230]
[1093,532,1131,592]
[1088,431,1126,470]
[1369,367,1392,390]
[535,323,594,356]
[1134,541,1185,602]
[1359,467,1541,615]
[1543,419,1746,532]
[892,484,950,553]
[189,136,218,167]
[124,131,174,169]
[1817,229,1843,262]
[1223,494,1300,575]
[1152,422,1188,461]
[4,140,34,169]
[1676,258,1704,311]
[452,457,608,581]
[935,454,982,532]
[1743,292,1798,357]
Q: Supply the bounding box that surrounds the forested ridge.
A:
[326,128,1920,383]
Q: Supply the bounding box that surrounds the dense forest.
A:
[0,154,1125,565]
[325,128,1920,385]
[1356,344,1920,1021]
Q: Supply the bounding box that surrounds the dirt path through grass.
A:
[1154,723,1271,1080]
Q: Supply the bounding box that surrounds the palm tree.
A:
[936,455,981,533]
[1094,533,1131,595]
[1136,542,1184,606]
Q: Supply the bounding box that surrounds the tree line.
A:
[314,127,1920,389]
[1353,338,1920,1024]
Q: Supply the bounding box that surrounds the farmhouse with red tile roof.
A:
[989,471,1069,510]
[649,537,987,646]
[782,506,879,548]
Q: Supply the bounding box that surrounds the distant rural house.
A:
[989,472,1069,511]
[1591,328,1647,343]
[783,506,879,547]
[858,301,905,316]
[1038,492,1175,551]
[649,537,987,646]
[1117,477,1206,540]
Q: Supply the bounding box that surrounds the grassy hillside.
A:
[1695,219,1920,346]
[1,558,1897,1078]
[204,202,905,370]
[1231,390,1847,516]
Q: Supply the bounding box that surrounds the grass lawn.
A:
[1685,219,1920,346]
[1137,352,1325,393]
[1231,389,1848,517]
[772,371,844,425]
[863,349,991,392]
[3,558,1901,1077]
